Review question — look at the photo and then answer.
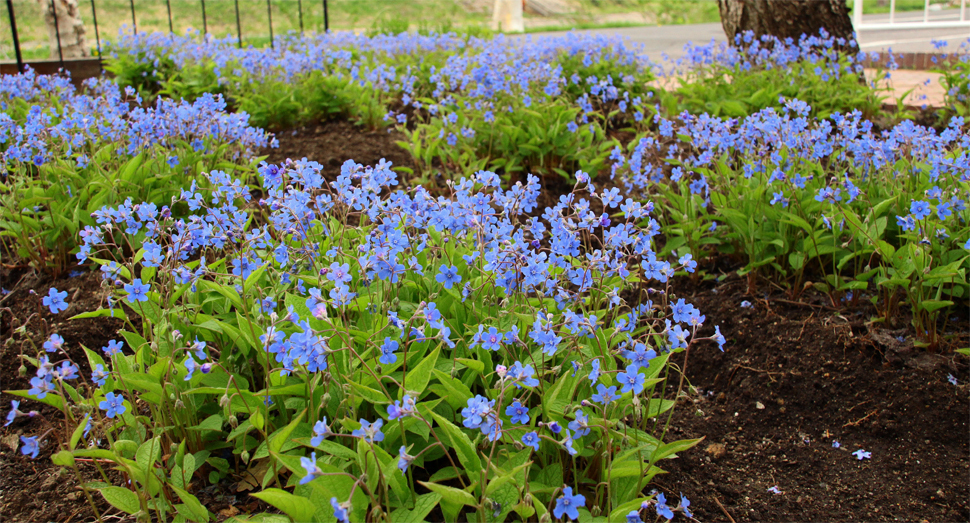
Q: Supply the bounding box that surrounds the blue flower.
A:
[568,409,590,438]
[299,452,322,484]
[712,325,726,351]
[852,449,871,460]
[588,359,601,383]
[326,262,353,285]
[388,395,416,420]
[507,361,539,388]
[910,200,931,220]
[5,400,23,426]
[28,376,54,399]
[43,334,64,352]
[379,338,399,365]
[505,400,530,425]
[311,418,332,446]
[617,365,645,395]
[679,493,692,518]
[553,486,585,521]
[99,392,126,418]
[626,510,643,523]
[461,395,494,430]
[124,279,151,303]
[42,288,68,314]
[592,384,618,406]
[522,431,540,451]
[102,339,124,356]
[91,364,108,387]
[352,418,384,443]
[655,493,674,520]
[20,435,39,459]
[331,498,350,523]
[397,446,413,473]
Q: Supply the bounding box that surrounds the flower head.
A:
[20,435,40,459]
[352,418,385,443]
[42,288,68,314]
[99,392,126,418]
[554,486,586,521]
[123,279,151,303]
[299,452,322,484]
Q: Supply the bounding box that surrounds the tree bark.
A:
[39,0,89,59]
[717,0,857,51]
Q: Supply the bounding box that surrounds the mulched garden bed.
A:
[1,122,966,522]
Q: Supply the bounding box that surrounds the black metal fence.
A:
[2,0,334,74]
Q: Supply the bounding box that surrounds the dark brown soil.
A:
[1,123,967,522]
[657,273,969,522]
[0,269,125,521]
[260,120,417,183]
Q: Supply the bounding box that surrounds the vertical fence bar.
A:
[129,0,137,34]
[323,0,328,32]
[266,0,274,48]
[852,0,862,29]
[90,0,102,73]
[890,0,896,24]
[166,0,173,33]
[50,0,64,69]
[5,0,24,73]
[962,0,966,22]
[924,0,929,23]
[234,0,242,47]
[201,0,208,36]
[298,0,304,35]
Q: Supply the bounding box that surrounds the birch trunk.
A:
[39,0,89,59]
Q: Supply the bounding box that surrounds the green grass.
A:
[848,0,949,14]
[0,0,727,61]
[523,20,650,34]
[0,0,492,61]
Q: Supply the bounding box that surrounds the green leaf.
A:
[136,437,162,469]
[99,486,141,515]
[388,492,442,523]
[71,308,128,321]
[651,437,704,463]
[405,345,440,397]
[4,389,64,410]
[250,489,316,523]
[51,450,75,467]
[418,481,477,507]
[918,299,954,313]
[171,485,210,523]
[269,411,304,455]
[427,409,482,476]
[349,381,390,405]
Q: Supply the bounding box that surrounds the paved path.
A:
[521,9,970,62]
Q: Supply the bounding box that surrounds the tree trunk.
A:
[717,0,857,51]
[493,0,524,32]
[39,0,89,59]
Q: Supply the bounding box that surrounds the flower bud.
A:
[228,415,238,428]
[175,400,185,409]
[591,505,601,517]
[539,514,552,523]
[241,450,250,464]
[219,394,230,408]
[18,365,27,377]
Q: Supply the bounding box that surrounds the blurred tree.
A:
[717,0,857,51]
[38,0,88,58]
